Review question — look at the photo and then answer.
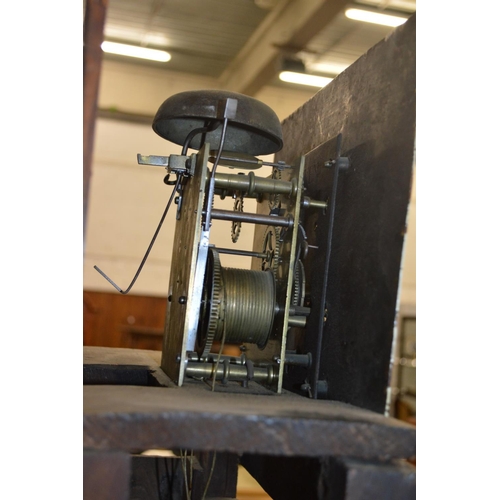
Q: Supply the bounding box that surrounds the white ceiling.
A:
[96,0,416,93]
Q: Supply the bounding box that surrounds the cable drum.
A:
[197,248,275,355]
[222,267,275,347]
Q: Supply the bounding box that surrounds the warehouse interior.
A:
[83,0,415,395]
[82,1,416,498]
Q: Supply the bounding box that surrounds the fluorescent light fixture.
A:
[140,449,176,457]
[279,71,333,88]
[307,62,350,76]
[101,41,171,62]
[105,25,171,47]
[345,8,407,27]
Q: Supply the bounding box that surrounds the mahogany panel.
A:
[83,290,167,350]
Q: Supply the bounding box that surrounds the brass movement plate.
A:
[161,145,210,385]
[248,156,305,393]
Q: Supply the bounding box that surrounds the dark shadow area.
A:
[83,364,164,386]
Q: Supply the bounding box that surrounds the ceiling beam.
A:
[218,0,349,96]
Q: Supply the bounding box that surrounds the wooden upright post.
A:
[83,0,108,242]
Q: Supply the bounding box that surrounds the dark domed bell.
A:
[152,90,283,157]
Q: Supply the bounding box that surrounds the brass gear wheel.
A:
[231,195,244,243]
[262,226,281,277]
[292,259,306,307]
[197,248,224,357]
[268,167,282,210]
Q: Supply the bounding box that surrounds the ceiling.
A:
[96,0,416,95]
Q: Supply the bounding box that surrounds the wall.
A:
[400,169,416,306]
[83,59,415,309]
